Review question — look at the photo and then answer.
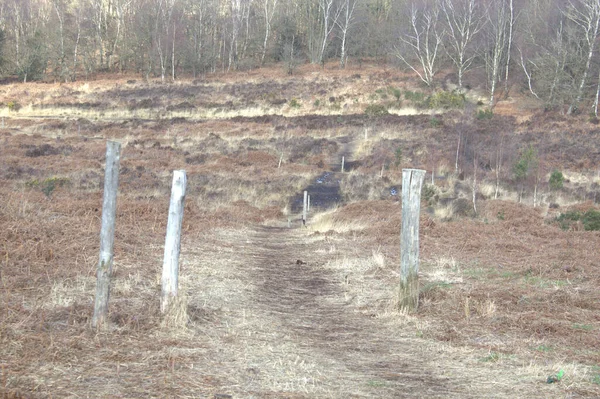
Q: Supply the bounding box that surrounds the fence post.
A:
[302,190,308,226]
[400,168,425,312]
[161,170,187,313]
[341,156,345,173]
[92,141,121,329]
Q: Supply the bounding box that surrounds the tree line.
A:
[2,0,600,113]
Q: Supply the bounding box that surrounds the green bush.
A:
[549,170,564,190]
[582,210,600,231]
[364,104,389,117]
[7,101,21,112]
[404,90,426,103]
[289,98,301,108]
[427,91,466,109]
[429,117,442,127]
[389,87,402,101]
[476,109,493,120]
[556,210,600,231]
[27,177,70,198]
[394,146,402,167]
[422,184,438,205]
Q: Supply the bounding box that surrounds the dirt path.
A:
[243,226,454,397]
[186,225,548,398]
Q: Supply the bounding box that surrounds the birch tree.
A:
[441,0,484,89]
[260,0,279,65]
[484,0,509,107]
[395,3,443,87]
[335,0,358,68]
[565,0,600,114]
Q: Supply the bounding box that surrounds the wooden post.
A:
[364,128,368,140]
[341,156,345,173]
[400,168,425,312]
[278,153,284,168]
[92,141,121,329]
[307,195,311,212]
[302,190,308,226]
[161,170,187,314]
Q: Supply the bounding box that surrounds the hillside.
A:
[1,66,599,398]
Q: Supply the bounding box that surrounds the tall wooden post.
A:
[92,141,121,329]
[161,170,187,313]
[302,190,308,226]
[400,168,425,312]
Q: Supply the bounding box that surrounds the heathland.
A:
[1,64,600,398]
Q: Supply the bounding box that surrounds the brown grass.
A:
[1,67,600,398]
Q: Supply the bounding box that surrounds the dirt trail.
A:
[243,226,454,397]
[188,225,547,398]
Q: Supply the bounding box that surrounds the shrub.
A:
[394,146,402,167]
[389,87,402,101]
[289,98,301,108]
[422,184,438,205]
[427,91,466,109]
[404,90,426,103]
[476,109,493,120]
[7,101,21,112]
[429,117,442,127]
[364,104,389,117]
[549,170,564,190]
[582,210,600,231]
[27,177,70,198]
[556,210,600,231]
[313,99,321,107]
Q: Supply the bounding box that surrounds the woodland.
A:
[2,0,600,113]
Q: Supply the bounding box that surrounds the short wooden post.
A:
[92,141,121,329]
[341,156,345,173]
[400,168,425,312]
[302,190,308,225]
[161,170,187,313]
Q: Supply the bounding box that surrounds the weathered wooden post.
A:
[161,170,187,314]
[341,156,345,173]
[92,141,121,329]
[400,168,425,312]
[302,190,308,226]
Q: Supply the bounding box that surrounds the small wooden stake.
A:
[399,168,425,312]
[161,170,187,314]
[302,190,308,226]
[92,141,121,329]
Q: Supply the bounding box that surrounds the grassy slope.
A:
[0,64,599,397]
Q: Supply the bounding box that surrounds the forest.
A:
[1,0,600,113]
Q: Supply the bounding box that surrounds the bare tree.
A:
[395,3,443,87]
[503,0,517,97]
[260,0,279,65]
[484,0,509,107]
[318,0,342,65]
[335,0,359,68]
[441,0,484,89]
[565,0,600,114]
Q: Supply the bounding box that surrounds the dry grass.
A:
[1,67,600,398]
